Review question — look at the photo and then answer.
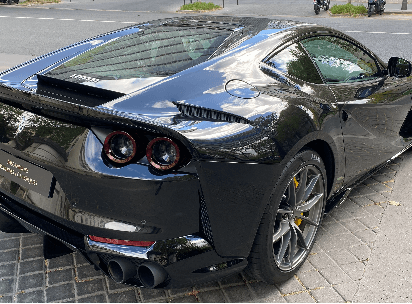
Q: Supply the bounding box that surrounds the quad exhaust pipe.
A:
[108,259,167,288]
[137,263,168,289]
[108,259,137,284]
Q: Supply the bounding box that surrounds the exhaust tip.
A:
[138,263,168,289]
[108,259,137,284]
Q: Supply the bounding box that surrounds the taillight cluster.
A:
[146,137,180,171]
[103,131,187,171]
[103,131,137,164]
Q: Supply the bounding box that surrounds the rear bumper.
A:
[0,192,247,288]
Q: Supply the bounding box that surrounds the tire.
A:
[7,0,12,4]
[368,5,372,17]
[246,149,327,284]
[324,0,330,11]
[314,4,320,14]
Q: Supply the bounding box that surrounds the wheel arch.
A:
[302,139,335,198]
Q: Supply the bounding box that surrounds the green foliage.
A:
[180,1,221,11]
[329,3,367,15]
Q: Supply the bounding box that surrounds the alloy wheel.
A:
[272,165,324,271]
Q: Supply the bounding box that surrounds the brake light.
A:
[146,137,181,171]
[103,131,137,164]
[89,235,155,247]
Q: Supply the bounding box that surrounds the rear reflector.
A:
[89,236,155,247]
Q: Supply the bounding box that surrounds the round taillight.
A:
[146,137,180,170]
[104,131,137,164]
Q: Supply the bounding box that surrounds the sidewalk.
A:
[384,2,412,13]
[348,1,412,14]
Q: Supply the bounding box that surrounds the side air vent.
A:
[199,192,213,246]
[174,102,249,124]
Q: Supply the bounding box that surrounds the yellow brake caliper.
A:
[293,177,303,226]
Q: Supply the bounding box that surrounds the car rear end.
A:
[0,16,265,288]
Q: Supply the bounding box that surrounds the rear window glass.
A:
[47,26,231,80]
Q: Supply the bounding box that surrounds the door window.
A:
[266,43,323,84]
[301,36,380,84]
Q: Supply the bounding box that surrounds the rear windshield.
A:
[47,26,231,80]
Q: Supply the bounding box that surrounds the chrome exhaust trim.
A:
[85,235,211,260]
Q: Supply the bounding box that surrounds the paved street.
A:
[1,0,412,302]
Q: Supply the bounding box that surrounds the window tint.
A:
[267,43,323,84]
[301,36,380,84]
[47,27,230,80]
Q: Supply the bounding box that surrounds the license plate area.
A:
[0,149,54,197]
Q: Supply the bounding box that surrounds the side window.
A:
[301,36,380,84]
[266,43,323,84]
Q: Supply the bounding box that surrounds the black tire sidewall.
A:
[255,150,327,283]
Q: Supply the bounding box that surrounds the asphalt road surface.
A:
[0,0,411,61]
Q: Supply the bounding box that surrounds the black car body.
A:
[0,16,411,288]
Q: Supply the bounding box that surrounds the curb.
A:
[384,9,412,13]
[327,10,367,17]
[177,8,223,13]
[328,10,412,16]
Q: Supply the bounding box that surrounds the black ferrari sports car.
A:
[0,15,411,289]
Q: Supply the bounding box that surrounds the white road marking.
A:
[345,30,410,35]
[7,16,407,36]
[1,16,137,23]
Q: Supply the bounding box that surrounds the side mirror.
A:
[388,57,412,78]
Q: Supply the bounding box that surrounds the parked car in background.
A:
[0,16,411,289]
